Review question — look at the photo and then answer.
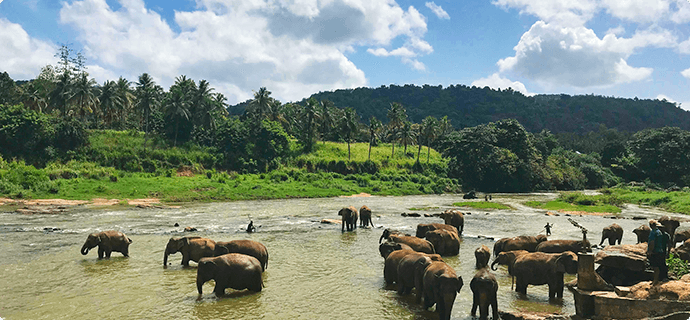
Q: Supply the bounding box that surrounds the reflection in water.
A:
[0,193,678,319]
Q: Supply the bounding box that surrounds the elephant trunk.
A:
[81,244,89,255]
[197,277,205,295]
[490,259,499,271]
[379,233,385,243]
[163,250,169,266]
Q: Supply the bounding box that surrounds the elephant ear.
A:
[97,233,108,244]
[555,253,572,273]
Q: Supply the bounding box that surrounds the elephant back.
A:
[215,240,268,271]
[390,234,436,254]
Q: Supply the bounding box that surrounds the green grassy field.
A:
[0,130,458,203]
[523,200,622,214]
[452,202,512,210]
[606,187,690,215]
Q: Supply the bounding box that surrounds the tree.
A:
[115,77,135,127]
[69,72,100,120]
[301,97,321,152]
[319,100,336,144]
[421,116,439,163]
[165,86,191,146]
[341,107,360,160]
[396,121,416,155]
[99,80,122,128]
[135,73,159,147]
[367,116,382,161]
[247,87,274,120]
[387,102,407,157]
[626,127,690,185]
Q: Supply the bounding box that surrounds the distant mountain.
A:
[228,84,690,134]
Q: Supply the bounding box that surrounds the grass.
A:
[605,186,690,215]
[452,202,512,210]
[409,206,440,211]
[524,192,623,214]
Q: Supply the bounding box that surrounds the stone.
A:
[595,243,648,271]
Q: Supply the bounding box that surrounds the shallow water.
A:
[0,193,678,319]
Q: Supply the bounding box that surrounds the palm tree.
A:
[21,82,47,113]
[319,100,336,144]
[247,87,273,120]
[194,79,215,130]
[303,97,321,152]
[438,116,453,138]
[421,116,439,163]
[69,73,100,119]
[367,116,382,161]
[135,73,159,146]
[49,70,73,116]
[387,102,407,157]
[99,80,122,128]
[396,121,417,155]
[116,77,135,127]
[341,107,360,160]
[165,86,191,146]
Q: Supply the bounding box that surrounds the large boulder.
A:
[628,277,690,301]
[595,243,653,286]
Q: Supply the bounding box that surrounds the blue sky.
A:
[1,0,690,110]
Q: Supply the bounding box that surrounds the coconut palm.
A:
[367,116,382,161]
[302,97,321,152]
[341,107,360,160]
[193,79,216,131]
[387,102,407,157]
[165,86,191,146]
[135,73,159,146]
[247,87,274,120]
[99,80,122,128]
[421,116,439,163]
[115,77,135,127]
[69,73,100,119]
[49,70,73,116]
[21,82,47,113]
[319,100,336,144]
[396,121,417,155]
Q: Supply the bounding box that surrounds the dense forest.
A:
[1,45,689,196]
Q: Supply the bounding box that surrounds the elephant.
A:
[493,235,548,257]
[421,261,464,320]
[359,205,374,228]
[425,229,460,256]
[379,240,412,259]
[512,251,579,299]
[491,250,529,290]
[415,223,458,238]
[80,230,132,259]
[673,229,690,247]
[463,190,478,199]
[633,225,651,244]
[599,223,623,246]
[671,239,690,261]
[379,228,411,243]
[474,245,491,269]
[660,215,681,250]
[388,234,436,254]
[196,253,263,297]
[396,252,443,300]
[339,206,358,232]
[470,267,499,320]
[163,236,215,267]
[535,239,591,254]
[214,240,269,272]
[439,209,464,233]
[384,248,416,284]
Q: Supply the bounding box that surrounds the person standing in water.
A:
[247,221,256,233]
[544,223,552,236]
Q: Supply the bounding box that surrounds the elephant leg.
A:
[516,280,527,294]
[98,248,105,259]
[182,254,190,266]
[480,300,489,320]
[214,283,225,297]
[471,291,479,316]
[423,292,434,309]
[397,283,405,295]
[491,293,499,320]
[609,238,615,246]
[105,249,112,258]
[599,236,605,246]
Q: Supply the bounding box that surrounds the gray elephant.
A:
[163,236,215,267]
[214,239,268,271]
[490,250,529,290]
[384,248,415,284]
[421,261,464,320]
[599,223,623,246]
[379,240,412,259]
[396,252,443,300]
[425,229,460,256]
[197,253,263,297]
[379,228,411,243]
[493,234,548,257]
[359,205,374,228]
[633,225,651,243]
[439,209,464,233]
[416,223,458,238]
[512,251,579,299]
[474,245,491,269]
[389,233,436,254]
[470,267,499,320]
[535,239,591,254]
[339,206,358,232]
[81,230,132,259]
[660,215,681,250]
[673,229,690,247]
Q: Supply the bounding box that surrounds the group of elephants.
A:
[80,230,269,297]
[603,215,690,260]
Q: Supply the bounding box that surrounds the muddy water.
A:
[0,193,679,319]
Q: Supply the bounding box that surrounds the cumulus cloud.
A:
[491,0,598,26]
[425,2,450,19]
[599,0,670,22]
[58,0,434,103]
[471,73,532,96]
[680,37,690,54]
[0,18,56,80]
[682,68,690,79]
[497,21,673,88]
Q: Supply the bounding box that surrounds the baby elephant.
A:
[81,230,132,259]
[197,253,263,297]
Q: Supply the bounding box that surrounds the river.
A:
[0,193,678,319]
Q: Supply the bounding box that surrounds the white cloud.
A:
[491,0,598,26]
[656,94,690,111]
[671,0,690,23]
[680,38,690,54]
[471,73,532,96]
[0,18,56,80]
[682,68,690,79]
[59,0,434,104]
[599,0,670,22]
[497,21,673,88]
[425,2,450,20]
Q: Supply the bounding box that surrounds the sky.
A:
[1,0,690,110]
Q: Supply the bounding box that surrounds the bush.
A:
[667,253,690,279]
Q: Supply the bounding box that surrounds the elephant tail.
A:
[265,251,269,271]
[127,236,133,244]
